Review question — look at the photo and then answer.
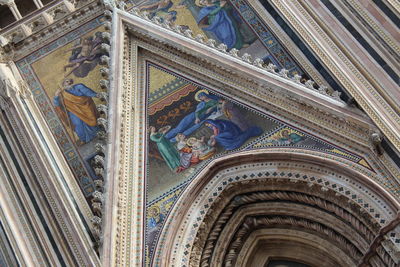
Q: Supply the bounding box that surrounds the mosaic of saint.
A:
[39,30,107,148]
[17,20,107,197]
[144,63,372,265]
[146,65,279,201]
[130,0,280,63]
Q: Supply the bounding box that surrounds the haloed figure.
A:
[54,79,99,145]
[164,90,219,142]
[150,125,181,171]
[196,0,244,49]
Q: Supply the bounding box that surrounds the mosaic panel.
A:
[143,62,370,265]
[128,0,308,76]
[16,18,106,198]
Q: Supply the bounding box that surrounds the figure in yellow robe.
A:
[54,79,99,144]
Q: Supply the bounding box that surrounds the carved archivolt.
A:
[201,199,371,266]
[194,189,372,267]
[154,153,399,267]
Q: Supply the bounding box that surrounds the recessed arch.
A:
[238,229,353,267]
[154,149,400,266]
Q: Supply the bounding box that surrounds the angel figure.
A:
[63,32,106,78]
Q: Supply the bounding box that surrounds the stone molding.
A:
[0,61,100,266]
[268,0,400,151]
[103,7,400,266]
[0,0,103,61]
[155,155,400,266]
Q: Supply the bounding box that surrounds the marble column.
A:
[0,0,23,20]
[33,0,44,8]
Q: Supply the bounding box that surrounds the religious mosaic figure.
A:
[147,206,164,229]
[204,119,262,150]
[150,125,181,171]
[54,79,99,145]
[219,98,249,131]
[275,129,303,145]
[139,0,176,23]
[164,90,219,142]
[196,0,244,50]
[186,136,215,160]
[175,133,196,172]
[64,32,106,78]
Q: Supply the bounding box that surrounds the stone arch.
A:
[154,150,400,267]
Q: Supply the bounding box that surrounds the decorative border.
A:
[142,61,371,205]
[140,56,384,266]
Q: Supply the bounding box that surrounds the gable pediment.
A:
[102,8,400,265]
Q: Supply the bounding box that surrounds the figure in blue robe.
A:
[54,80,99,144]
[276,130,304,145]
[148,213,164,229]
[147,206,164,229]
[196,0,243,49]
[164,92,219,142]
[204,119,262,150]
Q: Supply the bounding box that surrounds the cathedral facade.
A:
[0,0,399,266]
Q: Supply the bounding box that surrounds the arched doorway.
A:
[154,150,400,266]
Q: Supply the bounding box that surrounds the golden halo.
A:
[195,89,209,101]
[279,128,290,138]
[148,206,160,214]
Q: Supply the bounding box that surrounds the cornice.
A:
[383,0,400,19]
[103,4,399,266]
[0,0,104,61]
[315,0,400,83]
[137,45,374,151]
[245,0,332,91]
[0,61,101,265]
[0,141,47,266]
[342,0,400,59]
